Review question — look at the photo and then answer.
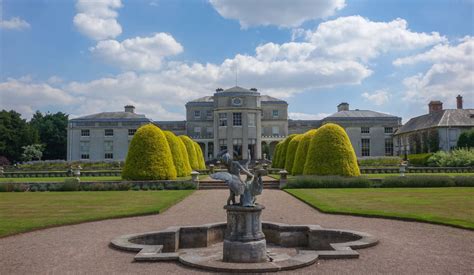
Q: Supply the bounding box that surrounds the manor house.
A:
[67,86,402,161]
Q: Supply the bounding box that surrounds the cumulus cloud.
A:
[289,112,330,120]
[73,0,122,40]
[90,33,184,70]
[209,0,345,28]
[361,89,391,106]
[396,37,474,105]
[0,77,74,119]
[0,17,30,30]
[305,16,446,62]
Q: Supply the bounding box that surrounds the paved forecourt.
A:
[0,189,473,274]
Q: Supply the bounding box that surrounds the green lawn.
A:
[286,188,474,230]
[0,190,194,237]
[268,173,474,180]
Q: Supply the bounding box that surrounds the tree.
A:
[163,131,192,177]
[292,129,317,175]
[22,144,45,161]
[0,110,39,162]
[276,134,297,168]
[29,111,68,160]
[284,134,303,173]
[122,124,177,180]
[304,123,360,177]
[179,135,199,170]
[457,129,474,148]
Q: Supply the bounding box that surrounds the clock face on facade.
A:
[232,97,243,106]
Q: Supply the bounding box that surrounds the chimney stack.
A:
[337,102,349,112]
[124,105,135,113]
[456,95,463,109]
[428,101,443,114]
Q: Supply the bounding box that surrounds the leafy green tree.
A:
[122,124,177,180]
[304,123,360,176]
[0,110,39,162]
[29,111,68,160]
[285,134,303,173]
[22,144,45,161]
[292,129,317,175]
[457,129,474,148]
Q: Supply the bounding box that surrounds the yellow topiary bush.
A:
[163,131,192,177]
[276,134,297,169]
[292,129,317,175]
[122,124,177,180]
[272,142,281,168]
[193,141,206,169]
[303,123,360,176]
[179,135,199,170]
[285,134,303,173]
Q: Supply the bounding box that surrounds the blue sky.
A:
[0,0,473,121]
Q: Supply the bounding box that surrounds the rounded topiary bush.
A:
[163,131,192,177]
[179,135,199,170]
[193,141,206,169]
[285,134,303,173]
[272,142,282,168]
[277,134,297,169]
[303,123,360,176]
[292,129,317,175]
[122,124,177,180]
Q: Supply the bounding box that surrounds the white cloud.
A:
[361,89,391,106]
[397,37,474,105]
[73,0,123,40]
[209,0,345,28]
[0,77,74,119]
[289,112,330,120]
[306,16,446,62]
[90,33,184,71]
[0,17,30,30]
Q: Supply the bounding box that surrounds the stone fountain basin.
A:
[111,221,378,272]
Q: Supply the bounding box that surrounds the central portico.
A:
[185,86,289,160]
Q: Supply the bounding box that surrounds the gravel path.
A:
[0,190,473,274]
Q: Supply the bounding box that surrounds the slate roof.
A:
[325,110,398,119]
[187,90,287,104]
[70,112,150,121]
[396,109,474,135]
[188,96,214,103]
[260,95,287,103]
[222,86,256,93]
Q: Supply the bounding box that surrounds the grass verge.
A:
[0,190,193,237]
[286,188,474,230]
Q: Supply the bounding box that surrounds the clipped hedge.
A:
[122,124,177,180]
[426,149,474,167]
[381,176,455,187]
[276,134,297,169]
[285,134,303,173]
[358,157,402,167]
[164,131,192,177]
[408,153,433,166]
[292,129,317,175]
[304,123,360,176]
[286,176,371,188]
[272,142,282,168]
[193,141,206,169]
[180,135,199,170]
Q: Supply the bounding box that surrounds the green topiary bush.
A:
[408,153,433,166]
[122,124,177,180]
[292,129,317,175]
[304,123,360,176]
[276,134,297,169]
[285,134,303,173]
[286,176,371,188]
[179,135,199,170]
[272,142,282,168]
[193,141,206,169]
[163,131,192,177]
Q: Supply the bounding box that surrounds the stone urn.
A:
[223,204,267,263]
